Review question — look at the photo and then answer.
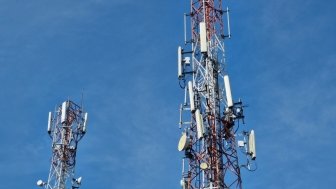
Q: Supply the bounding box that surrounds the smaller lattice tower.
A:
[37,100,88,189]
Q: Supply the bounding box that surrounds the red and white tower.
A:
[37,100,88,189]
[177,1,256,189]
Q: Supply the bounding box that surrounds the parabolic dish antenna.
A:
[178,132,190,151]
[200,162,208,170]
[37,180,44,186]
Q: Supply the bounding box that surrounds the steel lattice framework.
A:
[178,1,255,189]
[40,100,88,189]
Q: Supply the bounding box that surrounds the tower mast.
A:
[177,1,256,189]
[37,100,88,189]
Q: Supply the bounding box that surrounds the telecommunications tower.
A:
[37,100,88,189]
[177,1,256,189]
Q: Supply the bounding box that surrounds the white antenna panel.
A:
[226,7,231,39]
[224,75,234,107]
[47,112,52,133]
[199,22,207,53]
[83,112,88,133]
[178,46,183,78]
[188,81,195,112]
[248,130,256,160]
[195,109,204,139]
[61,101,68,124]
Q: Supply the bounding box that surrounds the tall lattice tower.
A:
[177,1,256,189]
[37,100,88,189]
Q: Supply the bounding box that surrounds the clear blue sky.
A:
[0,0,335,188]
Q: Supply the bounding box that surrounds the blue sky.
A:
[0,0,335,188]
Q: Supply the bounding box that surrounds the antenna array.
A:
[37,100,88,189]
